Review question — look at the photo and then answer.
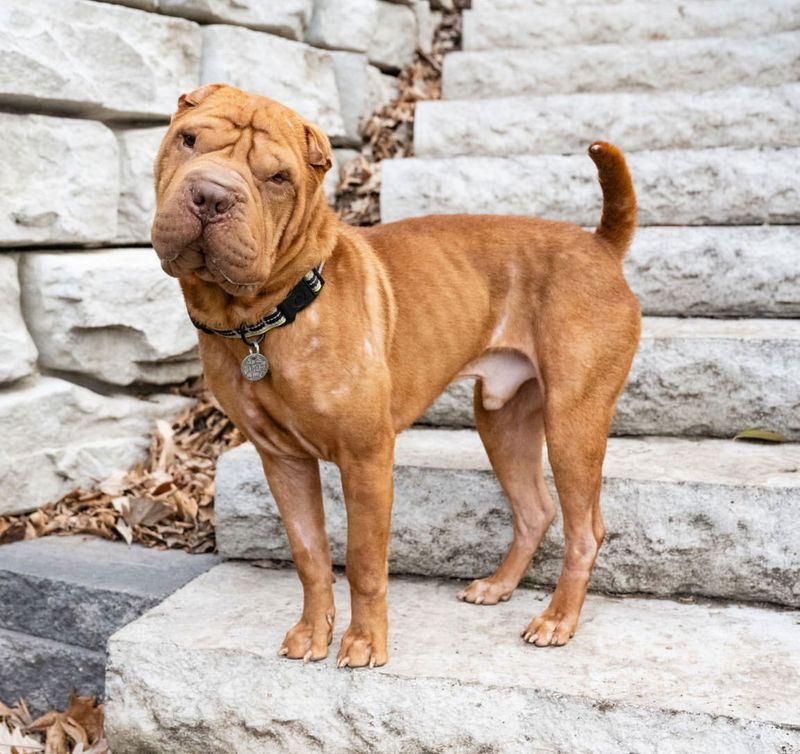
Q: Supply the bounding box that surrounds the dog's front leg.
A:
[336,440,395,669]
[261,452,335,662]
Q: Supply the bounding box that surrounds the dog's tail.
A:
[588,141,637,258]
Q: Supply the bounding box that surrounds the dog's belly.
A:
[456,350,537,411]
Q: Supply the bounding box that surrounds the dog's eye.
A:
[181,133,196,149]
[269,172,289,185]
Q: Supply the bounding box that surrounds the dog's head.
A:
[151,84,332,296]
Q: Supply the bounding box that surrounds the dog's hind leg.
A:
[457,377,556,606]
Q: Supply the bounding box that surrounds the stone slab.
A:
[0,113,118,247]
[462,1,800,50]
[159,0,312,39]
[114,127,167,245]
[105,563,800,753]
[0,377,192,515]
[415,84,800,158]
[201,25,345,141]
[216,432,800,605]
[422,318,800,440]
[0,628,104,716]
[20,249,199,386]
[624,226,800,317]
[0,255,37,385]
[306,0,377,52]
[380,147,800,226]
[443,32,800,100]
[331,52,388,145]
[0,536,218,651]
[0,0,201,120]
[368,0,418,73]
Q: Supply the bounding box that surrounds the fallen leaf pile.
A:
[0,379,243,553]
[335,5,466,226]
[0,694,107,754]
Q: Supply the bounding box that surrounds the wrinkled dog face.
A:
[151,84,332,295]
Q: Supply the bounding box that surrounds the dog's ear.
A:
[173,84,226,119]
[304,124,332,173]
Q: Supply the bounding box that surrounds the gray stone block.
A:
[105,564,800,753]
[201,25,345,141]
[0,628,104,716]
[0,536,218,651]
[443,32,800,100]
[462,1,800,50]
[0,255,37,385]
[368,1,417,72]
[422,318,800,440]
[20,250,199,386]
[306,0,377,53]
[415,84,800,158]
[159,0,312,39]
[380,147,800,226]
[114,127,167,245]
[330,52,386,145]
[0,0,201,120]
[0,377,192,515]
[215,433,800,605]
[625,226,800,317]
[0,113,118,247]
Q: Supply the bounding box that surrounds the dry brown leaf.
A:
[0,720,43,753]
[43,720,68,754]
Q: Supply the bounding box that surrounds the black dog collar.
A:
[189,267,324,381]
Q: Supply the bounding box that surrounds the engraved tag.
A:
[241,352,269,381]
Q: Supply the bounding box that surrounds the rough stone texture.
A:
[159,0,311,39]
[94,0,158,10]
[306,0,376,52]
[0,255,37,384]
[463,1,800,50]
[0,536,218,650]
[216,433,800,605]
[114,127,167,245]
[421,318,800,440]
[414,0,434,54]
[0,0,201,120]
[368,1,418,73]
[0,377,192,516]
[331,52,387,145]
[20,250,199,386]
[0,628,104,716]
[415,84,800,158]
[202,25,345,141]
[106,564,800,753]
[0,113,118,247]
[380,147,800,226]
[443,33,800,100]
[625,226,800,317]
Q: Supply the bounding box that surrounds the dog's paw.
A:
[521,606,576,647]
[277,613,334,662]
[336,624,387,669]
[456,577,514,606]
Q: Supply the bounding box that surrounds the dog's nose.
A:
[190,180,235,222]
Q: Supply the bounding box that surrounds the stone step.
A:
[380,147,800,226]
[443,32,800,100]
[423,318,800,440]
[0,536,218,651]
[624,226,800,318]
[216,431,800,606]
[105,563,800,753]
[415,84,800,158]
[462,1,800,50]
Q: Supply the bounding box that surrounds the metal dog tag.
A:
[241,336,268,381]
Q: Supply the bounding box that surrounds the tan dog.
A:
[152,84,641,668]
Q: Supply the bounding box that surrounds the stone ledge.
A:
[105,563,800,753]
[380,147,800,225]
[462,1,800,50]
[215,432,800,605]
[443,32,800,100]
[415,84,800,158]
[0,536,218,650]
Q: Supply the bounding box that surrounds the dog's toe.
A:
[457,578,514,606]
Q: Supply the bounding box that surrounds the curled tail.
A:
[588,141,637,258]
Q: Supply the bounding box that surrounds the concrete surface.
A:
[105,563,800,753]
